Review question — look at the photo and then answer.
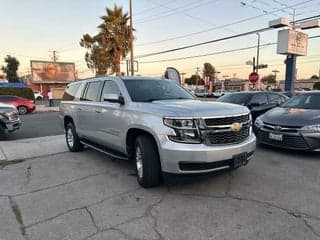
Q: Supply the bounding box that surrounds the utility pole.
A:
[256,33,261,90]
[256,33,260,74]
[196,67,200,87]
[49,50,59,62]
[129,0,134,76]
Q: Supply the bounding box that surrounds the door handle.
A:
[95,109,102,113]
[77,107,83,111]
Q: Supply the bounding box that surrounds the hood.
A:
[0,102,17,111]
[135,99,249,118]
[261,107,320,126]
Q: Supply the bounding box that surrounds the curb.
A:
[35,105,59,113]
[0,135,67,161]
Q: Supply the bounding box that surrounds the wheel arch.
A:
[126,128,161,163]
[64,116,74,130]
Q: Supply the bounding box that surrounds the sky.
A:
[0,0,320,81]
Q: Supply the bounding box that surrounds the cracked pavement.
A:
[0,141,320,240]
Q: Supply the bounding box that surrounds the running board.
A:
[80,139,129,161]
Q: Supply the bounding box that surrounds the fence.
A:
[0,82,27,88]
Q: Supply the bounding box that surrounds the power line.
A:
[139,43,275,63]
[134,0,173,16]
[137,34,320,64]
[135,0,215,24]
[135,13,320,59]
[135,0,316,47]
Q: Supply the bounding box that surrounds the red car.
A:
[0,95,35,115]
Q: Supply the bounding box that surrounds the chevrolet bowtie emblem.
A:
[231,122,243,132]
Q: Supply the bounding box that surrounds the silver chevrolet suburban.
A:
[60,77,256,187]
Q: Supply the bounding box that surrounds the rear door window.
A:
[83,81,103,101]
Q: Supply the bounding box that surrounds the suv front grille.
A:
[205,125,250,145]
[205,114,249,126]
[202,114,250,145]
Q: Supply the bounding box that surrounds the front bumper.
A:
[256,128,320,151]
[158,134,256,174]
[5,119,22,132]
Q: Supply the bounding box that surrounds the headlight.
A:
[163,118,201,143]
[300,124,320,133]
[4,112,16,121]
[254,117,264,128]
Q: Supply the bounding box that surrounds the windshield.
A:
[281,93,320,109]
[217,93,251,105]
[123,79,194,102]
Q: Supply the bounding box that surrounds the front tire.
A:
[18,106,28,115]
[134,135,162,188]
[65,123,84,152]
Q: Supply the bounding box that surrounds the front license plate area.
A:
[269,133,283,141]
[233,153,247,168]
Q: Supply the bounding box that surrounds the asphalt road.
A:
[5,112,64,140]
[0,136,319,240]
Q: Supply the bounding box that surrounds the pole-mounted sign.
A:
[249,72,259,84]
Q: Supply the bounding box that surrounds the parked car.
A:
[217,91,289,121]
[194,88,213,97]
[213,90,230,97]
[0,103,21,139]
[60,77,256,188]
[34,91,43,100]
[255,92,320,151]
[0,96,36,115]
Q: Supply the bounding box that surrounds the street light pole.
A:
[129,0,134,76]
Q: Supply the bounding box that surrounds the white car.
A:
[34,91,43,100]
[213,90,225,97]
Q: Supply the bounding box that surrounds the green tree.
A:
[1,55,20,82]
[185,75,204,85]
[311,75,319,80]
[203,62,216,83]
[314,82,320,90]
[261,74,276,85]
[80,5,132,76]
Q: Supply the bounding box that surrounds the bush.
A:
[314,82,320,90]
[0,87,35,101]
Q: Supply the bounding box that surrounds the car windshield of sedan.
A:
[217,93,251,105]
[123,79,194,102]
[281,93,320,109]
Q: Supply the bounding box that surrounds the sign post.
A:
[277,29,308,92]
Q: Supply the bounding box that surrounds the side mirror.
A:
[103,94,124,105]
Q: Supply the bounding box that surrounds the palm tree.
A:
[98,5,131,76]
[80,5,132,76]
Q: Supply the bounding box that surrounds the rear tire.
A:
[65,123,84,152]
[18,106,28,115]
[134,135,162,188]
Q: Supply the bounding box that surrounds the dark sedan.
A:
[255,92,320,151]
[217,91,288,120]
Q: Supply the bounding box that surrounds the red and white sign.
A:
[249,72,259,84]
